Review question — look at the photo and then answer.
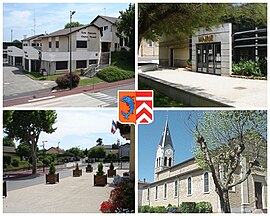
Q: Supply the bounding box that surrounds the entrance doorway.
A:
[255,182,263,209]
[196,42,221,75]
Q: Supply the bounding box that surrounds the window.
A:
[56,61,68,70]
[155,186,158,200]
[32,43,36,46]
[147,40,153,47]
[76,40,87,48]
[156,158,158,167]
[169,158,172,167]
[120,38,125,47]
[89,59,97,65]
[164,157,167,166]
[103,26,108,31]
[164,183,167,199]
[76,60,87,69]
[204,172,209,193]
[174,180,178,197]
[56,41,59,48]
[147,188,150,201]
[49,41,52,48]
[187,177,192,195]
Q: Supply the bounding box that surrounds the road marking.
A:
[28,95,56,103]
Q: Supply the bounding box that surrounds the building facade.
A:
[138,39,159,64]
[159,22,267,76]
[141,120,267,213]
[40,24,102,75]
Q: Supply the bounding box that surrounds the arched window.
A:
[204,172,209,193]
[169,158,172,167]
[147,188,150,200]
[155,186,158,200]
[187,176,192,195]
[156,158,158,167]
[164,183,167,199]
[164,157,167,166]
[159,157,161,166]
[174,180,178,197]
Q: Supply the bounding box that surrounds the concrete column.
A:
[13,56,15,66]
[240,157,251,213]
[29,60,32,72]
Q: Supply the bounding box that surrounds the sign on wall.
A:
[77,29,97,40]
[198,35,214,43]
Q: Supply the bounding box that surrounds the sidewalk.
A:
[139,68,267,108]
[3,168,126,213]
[4,78,134,107]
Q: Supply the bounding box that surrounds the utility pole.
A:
[69,11,76,90]
[41,141,48,172]
[11,29,13,42]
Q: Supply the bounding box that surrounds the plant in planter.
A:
[46,163,59,184]
[94,162,107,186]
[86,161,93,173]
[73,163,82,177]
[107,161,116,178]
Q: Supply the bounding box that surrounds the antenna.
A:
[103,8,106,16]
[11,29,13,42]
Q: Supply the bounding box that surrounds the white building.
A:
[40,24,102,75]
[6,46,23,66]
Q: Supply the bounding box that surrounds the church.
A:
[140,119,267,213]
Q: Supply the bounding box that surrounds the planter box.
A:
[94,175,107,186]
[3,181,7,197]
[46,173,59,184]
[86,165,93,173]
[107,169,116,178]
[73,169,82,177]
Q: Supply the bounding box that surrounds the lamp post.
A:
[69,11,76,90]
[41,141,47,172]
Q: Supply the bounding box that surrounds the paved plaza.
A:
[3,165,128,213]
[139,68,267,108]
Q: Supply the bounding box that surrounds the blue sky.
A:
[3,3,130,41]
[138,110,203,183]
[35,110,129,151]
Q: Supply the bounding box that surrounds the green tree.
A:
[105,152,119,161]
[16,143,31,161]
[64,21,83,29]
[138,3,267,47]
[116,3,135,51]
[96,138,103,146]
[3,110,57,174]
[3,136,15,147]
[65,147,84,160]
[190,110,267,213]
[88,146,106,161]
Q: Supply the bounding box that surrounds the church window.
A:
[155,186,158,200]
[159,158,161,166]
[187,176,192,195]
[169,158,172,167]
[164,183,167,199]
[147,188,150,200]
[156,158,158,167]
[174,180,178,197]
[164,157,167,166]
[204,172,209,193]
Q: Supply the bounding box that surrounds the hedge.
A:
[97,66,134,82]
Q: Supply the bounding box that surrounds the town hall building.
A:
[140,119,267,213]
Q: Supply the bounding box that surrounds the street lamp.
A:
[41,141,48,172]
[69,10,76,90]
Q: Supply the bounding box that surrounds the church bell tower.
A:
[154,116,175,181]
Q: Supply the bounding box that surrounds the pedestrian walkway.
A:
[139,68,267,108]
[3,168,126,213]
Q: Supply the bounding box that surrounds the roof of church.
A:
[158,119,174,149]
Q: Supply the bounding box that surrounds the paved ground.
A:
[7,83,134,108]
[3,64,56,99]
[3,163,129,213]
[139,68,267,108]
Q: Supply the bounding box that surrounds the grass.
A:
[139,83,186,107]
[79,77,104,87]
[4,155,43,172]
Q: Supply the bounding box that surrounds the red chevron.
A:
[136,108,152,119]
[136,100,152,107]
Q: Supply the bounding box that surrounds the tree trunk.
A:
[31,141,37,174]
[218,189,231,213]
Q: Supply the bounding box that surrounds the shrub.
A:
[4,156,12,166]
[232,60,263,77]
[100,181,135,213]
[196,201,213,213]
[55,72,80,89]
[11,158,19,167]
[180,202,197,213]
[97,66,134,82]
[138,205,151,213]
[153,206,166,213]
[166,205,180,213]
[96,162,104,175]
[109,161,114,170]
[258,57,267,76]
[42,157,51,167]
[49,163,56,175]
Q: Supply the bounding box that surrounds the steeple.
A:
[154,115,175,181]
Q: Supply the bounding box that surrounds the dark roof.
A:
[22,34,44,41]
[158,120,174,149]
[91,15,118,24]
[3,146,16,153]
[41,24,102,38]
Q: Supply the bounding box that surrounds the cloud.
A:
[4,10,33,29]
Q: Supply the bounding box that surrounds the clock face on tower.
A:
[165,149,172,156]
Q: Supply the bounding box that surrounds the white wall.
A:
[23,46,39,60]
[7,46,23,57]
[42,50,100,61]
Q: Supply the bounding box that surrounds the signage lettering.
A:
[198,35,214,43]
